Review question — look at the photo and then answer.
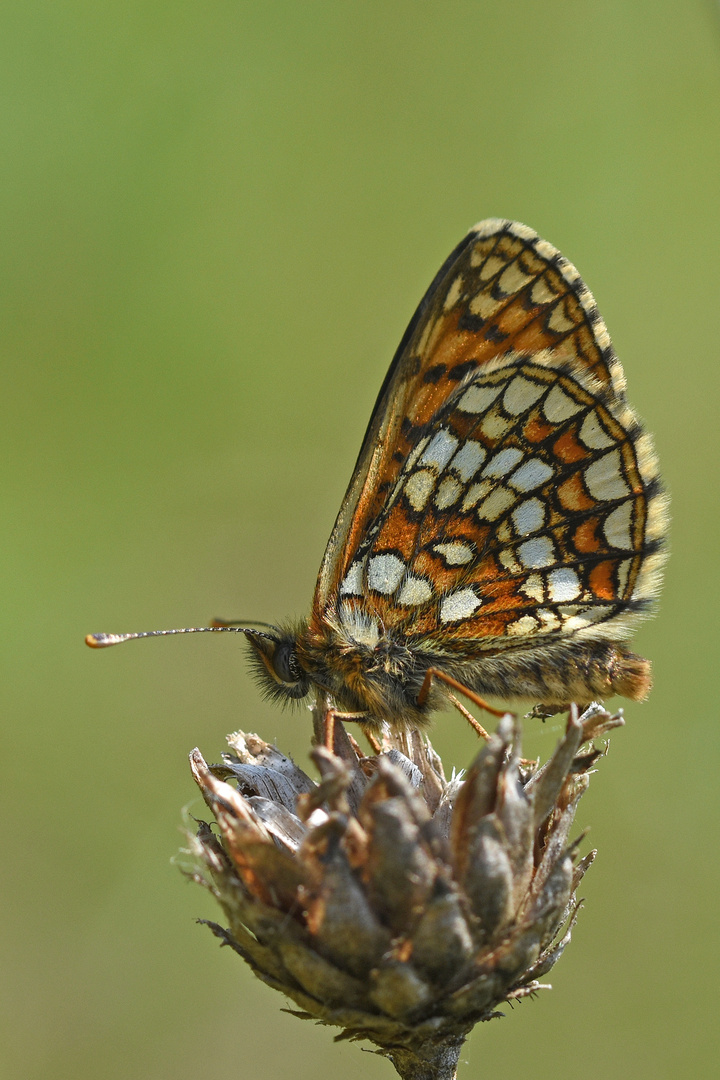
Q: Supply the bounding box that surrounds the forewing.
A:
[312,220,666,648]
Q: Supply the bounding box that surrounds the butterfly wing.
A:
[311,220,667,655]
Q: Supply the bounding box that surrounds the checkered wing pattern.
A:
[311,220,666,653]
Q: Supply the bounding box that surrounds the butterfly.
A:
[88,220,668,737]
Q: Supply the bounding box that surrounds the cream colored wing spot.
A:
[518,536,556,569]
[440,588,481,623]
[498,261,534,295]
[462,478,493,511]
[503,376,545,416]
[420,429,459,470]
[340,560,364,597]
[509,458,554,492]
[512,497,546,536]
[414,306,447,357]
[520,572,545,601]
[338,603,380,648]
[480,410,512,441]
[403,434,431,472]
[368,553,406,594]
[579,411,615,450]
[603,501,633,548]
[397,576,433,606]
[496,520,512,545]
[433,541,474,566]
[530,277,559,305]
[507,614,539,636]
[443,275,463,311]
[547,567,582,602]
[449,439,486,481]
[498,548,522,573]
[475,253,506,278]
[458,383,503,414]
[482,446,524,478]
[434,475,462,510]
[537,608,561,630]
[547,304,577,334]
[405,469,435,511]
[584,450,631,501]
[469,290,503,320]
[563,606,614,632]
[542,384,584,423]
[616,558,632,595]
[477,485,517,521]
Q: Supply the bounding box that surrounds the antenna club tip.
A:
[85,633,120,648]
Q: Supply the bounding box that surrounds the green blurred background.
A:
[1,2,718,1077]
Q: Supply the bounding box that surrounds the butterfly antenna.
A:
[209,618,278,630]
[85,625,277,648]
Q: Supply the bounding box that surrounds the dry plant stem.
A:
[387,1040,463,1080]
[184,704,623,1079]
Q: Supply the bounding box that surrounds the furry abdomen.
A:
[446,637,651,713]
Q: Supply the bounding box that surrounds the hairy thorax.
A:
[296,617,439,730]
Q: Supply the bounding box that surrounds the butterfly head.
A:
[245,617,426,727]
[244,626,312,703]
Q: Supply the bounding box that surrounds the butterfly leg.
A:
[346,729,384,757]
[446,692,491,741]
[417,667,512,738]
[363,729,384,755]
[318,700,377,753]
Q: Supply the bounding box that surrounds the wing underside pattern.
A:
[312,220,667,654]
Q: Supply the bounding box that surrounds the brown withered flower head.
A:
[183,705,622,1080]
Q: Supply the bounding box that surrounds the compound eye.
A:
[272,641,302,685]
[244,631,310,703]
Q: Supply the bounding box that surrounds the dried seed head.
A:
[182,705,623,1079]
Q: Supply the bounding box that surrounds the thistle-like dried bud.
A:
[183,706,622,1080]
